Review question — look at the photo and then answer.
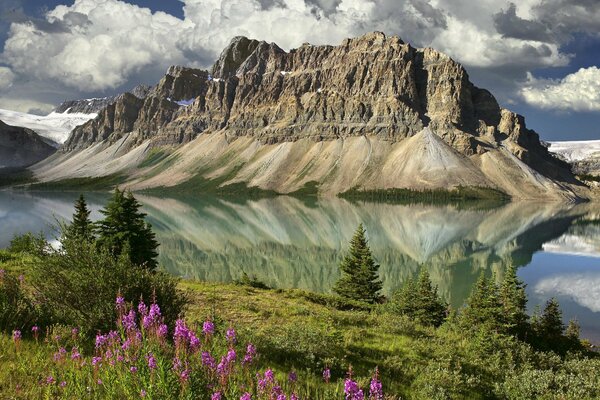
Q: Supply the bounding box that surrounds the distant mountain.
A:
[30,32,589,200]
[548,140,600,177]
[0,120,56,168]
[0,108,97,145]
[54,84,151,114]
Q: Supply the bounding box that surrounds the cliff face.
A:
[41,32,584,199]
[0,120,56,168]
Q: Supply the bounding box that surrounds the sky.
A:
[0,0,599,141]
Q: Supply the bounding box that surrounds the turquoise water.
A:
[1,190,599,342]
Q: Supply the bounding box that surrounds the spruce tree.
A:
[460,273,504,331]
[499,265,528,336]
[414,269,447,327]
[333,224,382,304]
[538,297,564,339]
[565,318,580,341]
[96,188,159,270]
[391,269,447,326]
[67,194,94,241]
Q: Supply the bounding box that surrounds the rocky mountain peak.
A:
[211,36,262,79]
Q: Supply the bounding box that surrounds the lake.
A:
[1,190,599,342]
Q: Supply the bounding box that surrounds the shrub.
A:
[0,269,41,332]
[28,234,186,336]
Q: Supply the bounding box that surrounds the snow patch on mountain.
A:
[0,108,96,145]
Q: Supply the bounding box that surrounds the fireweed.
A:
[9,296,385,399]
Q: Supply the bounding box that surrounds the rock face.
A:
[548,140,600,177]
[40,32,586,199]
[0,120,56,168]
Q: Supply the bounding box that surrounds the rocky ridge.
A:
[0,120,56,168]
[55,85,151,115]
[38,32,586,200]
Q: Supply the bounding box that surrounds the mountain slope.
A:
[0,120,56,168]
[32,32,587,200]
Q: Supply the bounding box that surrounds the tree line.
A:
[333,224,585,353]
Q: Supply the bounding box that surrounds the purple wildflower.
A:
[344,379,364,400]
[277,395,287,400]
[211,392,222,400]
[31,326,39,333]
[12,330,21,342]
[121,309,137,331]
[369,369,383,400]
[203,320,215,336]
[138,301,148,316]
[18,274,24,283]
[59,381,67,388]
[323,368,331,383]
[0,269,4,279]
[243,343,257,365]
[71,347,81,360]
[46,376,55,385]
[97,379,103,385]
[179,369,190,382]
[240,393,252,400]
[149,303,161,318]
[202,351,216,369]
[226,348,237,363]
[264,368,275,383]
[130,366,138,374]
[189,333,201,352]
[157,324,168,338]
[92,356,102,367]
[290,394,299,400]
[226,327,236,344]
[147,353,157,370]
[289,371,298,383]
[172,357,182,371]
[174,319,190,343]
[140,389,147,397]
[71,327,79,337]
[116,296,125,308]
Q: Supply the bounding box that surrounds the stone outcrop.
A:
[0,120,56,168]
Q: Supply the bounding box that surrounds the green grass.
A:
[139,148,172,168]
[27,174,126,192]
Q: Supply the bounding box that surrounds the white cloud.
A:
[0,67,15,91]
[0,0,596,111]
[0,98,55,115]
[521,67,600,112]
[534,271,600,312]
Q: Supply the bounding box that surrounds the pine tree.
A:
[499,265,528,337]
[565,318,580,341]
[96,188,159,270]
[538,297,564,339]
[67,194,94,241]
[390,268,447,326]
[460,273,505,331]
[333,224,382,304]
[413,269,448,327]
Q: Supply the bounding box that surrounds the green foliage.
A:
[28,174,125,191]
[28,233,185,336]
[7,232,48,256]
[96,188,159,270]
[233,272,271,289]
[388,268,447,327]
[0,270,41,333]
[333,224,382,304]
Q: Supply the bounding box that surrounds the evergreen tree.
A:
[565,318,580,342]
[333,224,382,304]
[460,273,505,331]
[67,194,94,241]
[499,265,528,337]
[414,269,448,327]
[96,188,159,270]
[390,269,447,326]
[538,297,564,339]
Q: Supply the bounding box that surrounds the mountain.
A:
[548,140,600,177]
[54,84,151,115]
[0,108,97,145]
[32,32,588,200]
[0,120,56,168]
